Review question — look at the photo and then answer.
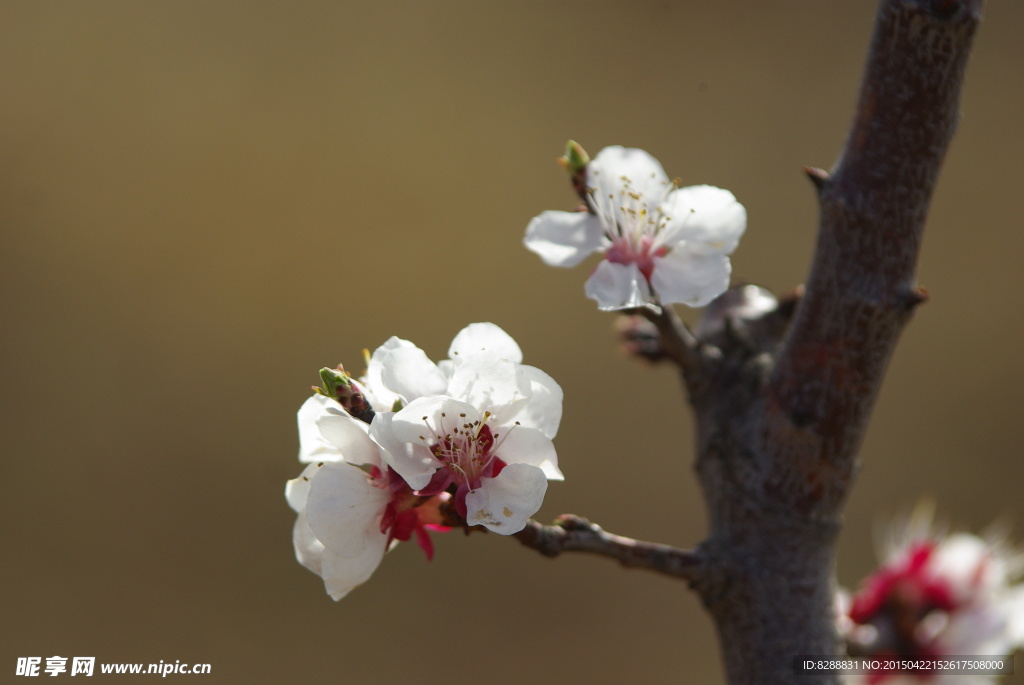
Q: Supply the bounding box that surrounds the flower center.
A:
[589,179,669,281]
[606,234,667,280]
[426,411,507,486]
[414,410,513,519]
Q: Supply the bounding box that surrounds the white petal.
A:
[392,397,482,441]
[446,353,529,414]
[650,249,731,308]
[436,359,455,379]
[389,397,476,489]
[465,463,548,534]
[319,534,388,601]
[658,185,746,254]
[378,345,448,403]
[363,336,416,411]
[587,146,672,211]
[305,461,389,557]
[297,395,345,464]
[507,365,563,440]
[368,410,441,491]
[940,602,1015,655]
[285,462,321,513]
[316,411,381,467]
[584,261,652,310]
[933,534,1007,597]
[494,425,562,481]
[448,322,523,363]
[524,211,606,268]
[1003,585,1024,647]
[292,512,325,576]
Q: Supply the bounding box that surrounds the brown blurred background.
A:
[2,2,1022,683]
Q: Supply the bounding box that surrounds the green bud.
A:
[315,365,375,425]
[560,140,590,176]
[318,366,354,398]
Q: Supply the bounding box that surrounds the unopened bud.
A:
[315,365,375,424]
[559,140,590,175]
[558,140,592,206]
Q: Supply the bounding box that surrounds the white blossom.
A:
[286,395,447,600]
[368,323,563,534]
[525,145,746,310]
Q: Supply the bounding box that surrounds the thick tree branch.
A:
[765,0,978,517]
[515,515,704,583]
[676,2,984,684]
[510,4,979,683]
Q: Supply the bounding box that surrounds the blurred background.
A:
[2,1,1022,683]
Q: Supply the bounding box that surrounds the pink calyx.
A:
[850,541,957,624]
[371,464,451,561]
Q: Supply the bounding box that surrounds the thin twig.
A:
[636,305,704,376]
[515,515,704,582]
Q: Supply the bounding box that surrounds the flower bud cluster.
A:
[286,323,563,600]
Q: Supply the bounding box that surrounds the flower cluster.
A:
[285,323,563,600]
[524,142,746,311]
[840,511,1024,684]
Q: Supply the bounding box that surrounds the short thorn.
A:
[902,285,930,310]
[803,166,830,190]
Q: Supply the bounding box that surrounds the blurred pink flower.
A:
[841,510,1024,684]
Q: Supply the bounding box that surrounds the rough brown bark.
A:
[690,1,982,682]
